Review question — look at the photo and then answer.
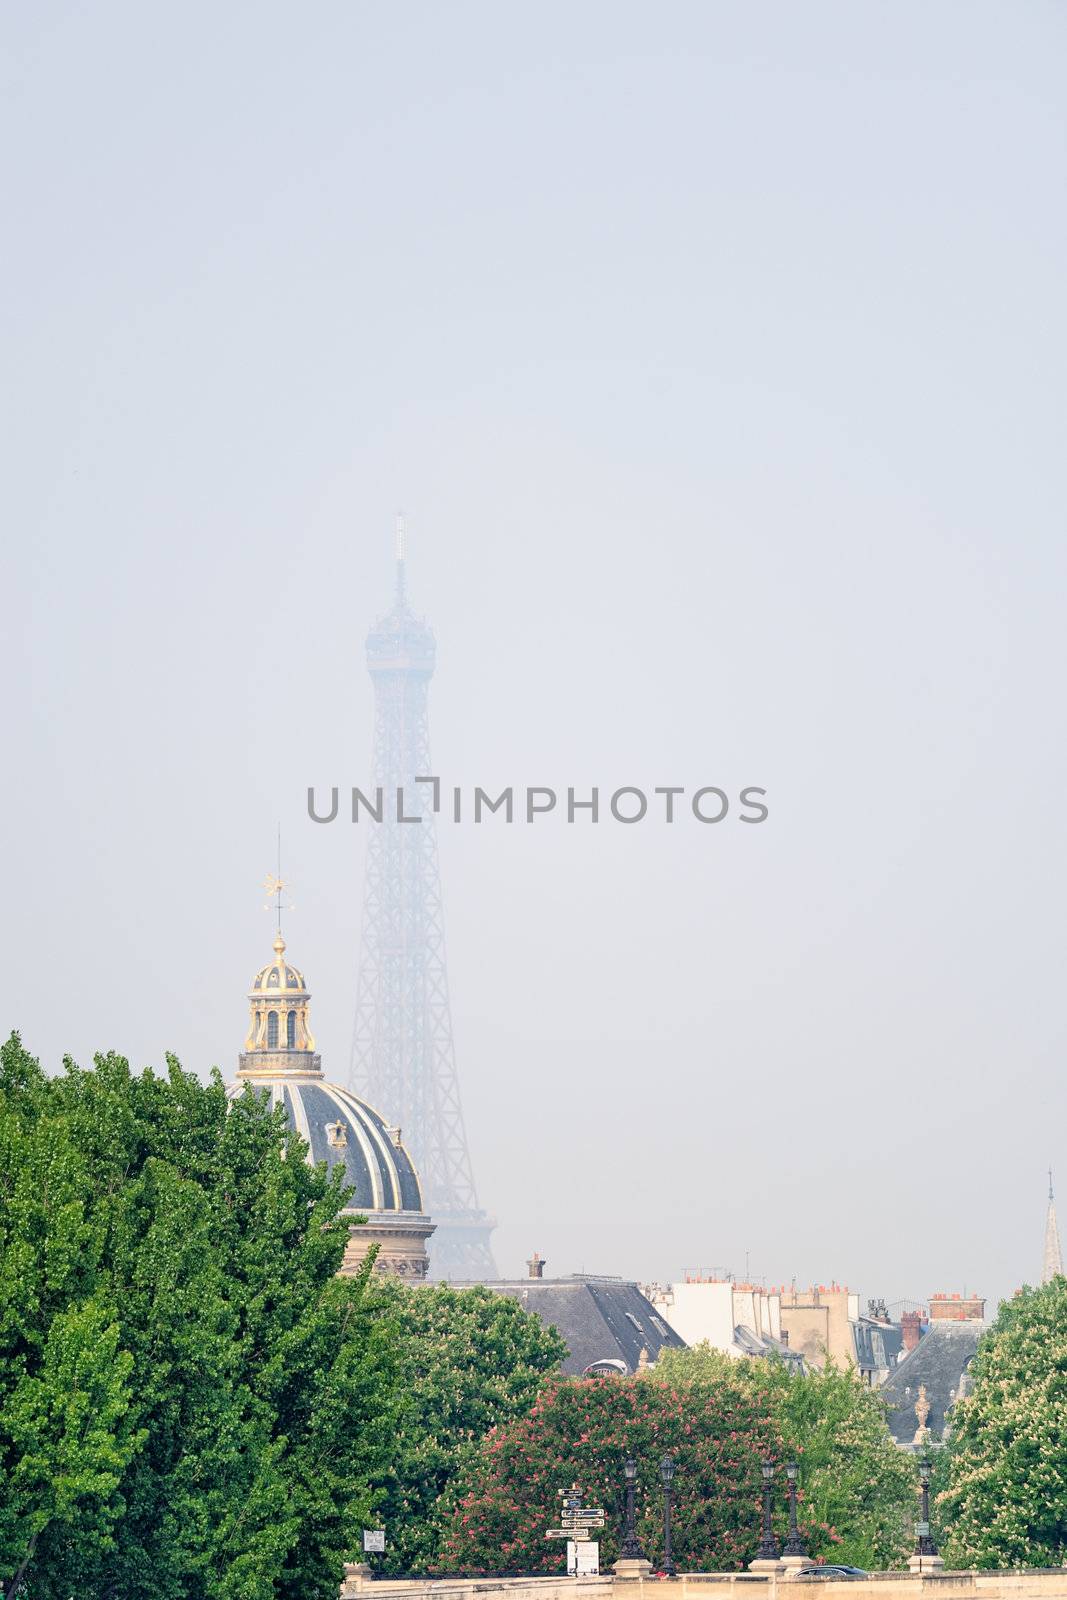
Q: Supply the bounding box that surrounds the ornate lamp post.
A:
[660,1455,677,1577]
[756,1458,781,1561]
[620,1456,647,1562]
[915,1458,938,1558]
[783,1462,807,1558]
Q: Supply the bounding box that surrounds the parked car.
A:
[796,1566,869,1580]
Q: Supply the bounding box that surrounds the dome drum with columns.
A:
[232,932,435,1279]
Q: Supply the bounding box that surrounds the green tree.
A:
[440,1371,779,1574]
[0,1034,398,1600]
[367,1281,566,1574]
[0,1299,139,1596]
[939,1279,1067,1568]
[0,1035,144,1594]
[652,1344,915,1568]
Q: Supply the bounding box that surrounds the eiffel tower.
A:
[350,519,497,1279]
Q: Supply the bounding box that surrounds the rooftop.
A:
[459,1275,686,1376]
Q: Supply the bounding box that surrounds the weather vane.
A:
[263,827,294,935]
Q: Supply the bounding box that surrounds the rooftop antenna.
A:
[263,825,294,938]
[1051,1166,1056,1202]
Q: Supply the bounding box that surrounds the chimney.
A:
[901,1310,923,1352]
[526,1251,546,1279]
[929,1293,985,1324]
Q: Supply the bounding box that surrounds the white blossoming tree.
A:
[940,1279,1067,1567]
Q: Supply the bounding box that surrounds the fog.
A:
[4,2,1065,1311]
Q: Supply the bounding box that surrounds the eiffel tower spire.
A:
[1043,1169,1063,1285]
[350,522,497,1279]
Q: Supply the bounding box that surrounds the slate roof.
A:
[467,1277,687,1375]
[881,1322,982,1445]
[733,1324,805,1369]
[853,1317,905,1374]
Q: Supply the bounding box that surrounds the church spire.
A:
[1043,1169,1063,1284]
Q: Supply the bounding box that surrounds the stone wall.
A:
[340,1571,1067,1600]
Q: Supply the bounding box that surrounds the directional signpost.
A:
[547,1485,605,1575]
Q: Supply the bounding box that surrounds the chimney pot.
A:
[901,1311,923,1352]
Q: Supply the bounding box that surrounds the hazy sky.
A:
[4,2,1065,1311]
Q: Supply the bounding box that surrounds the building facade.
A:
[645,1276,802,1368]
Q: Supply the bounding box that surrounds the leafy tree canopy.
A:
[940,1279,1067,1568]
[0,1033,397,1600]
[366,1281,566,1574]
[652,1344,916,1569]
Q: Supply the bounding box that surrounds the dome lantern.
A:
[242,933,318,1071]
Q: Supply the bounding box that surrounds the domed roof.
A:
[227,1074,424,1215]
[235,929,425,1219]
[251,935,307,994]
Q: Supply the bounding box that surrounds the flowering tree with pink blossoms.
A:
[439,1373,780,1574]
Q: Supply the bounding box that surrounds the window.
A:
[267,1011,279,1048]
[286,1010,296,1048]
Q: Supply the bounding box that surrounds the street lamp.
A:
[756,1458,781,1561]
[783,1462,807,1559]
[915,1458,938,1558]
[660,1455,677,1577]
[619,1456,647,1562]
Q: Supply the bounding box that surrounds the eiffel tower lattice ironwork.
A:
[350,519,497,1278]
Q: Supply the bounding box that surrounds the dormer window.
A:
[267,969,280,987]
[325,1121,348,1148]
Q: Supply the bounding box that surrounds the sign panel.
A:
[568,1540,600,1576]
[548,1486,605,1549]
[362,1530,386,1553]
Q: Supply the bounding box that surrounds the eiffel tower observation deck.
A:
[350,519,497,1279]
